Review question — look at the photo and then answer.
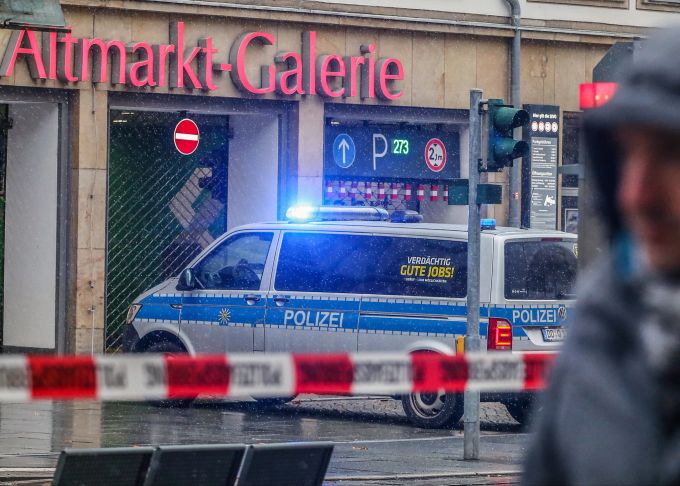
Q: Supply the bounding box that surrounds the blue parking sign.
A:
[332,133,356,169]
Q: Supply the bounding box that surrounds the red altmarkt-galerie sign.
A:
[0,21,404,100]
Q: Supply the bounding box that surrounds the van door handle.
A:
[244,294,261,305]
[170,304,182,310]
[273,296,289,306]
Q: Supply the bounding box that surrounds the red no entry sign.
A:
[174,118,200,155]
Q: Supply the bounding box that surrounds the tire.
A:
[401,391,464,429]
[145,340,196,408]
[504,398,535,425]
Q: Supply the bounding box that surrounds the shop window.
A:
[562,112,581,189]
[527,0,628,7]
[637,0,680,11]
[562,196,579,233]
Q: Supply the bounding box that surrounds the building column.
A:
[295,97,325,206]
[71,88,108,354]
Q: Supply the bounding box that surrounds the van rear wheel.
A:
[401,391,463,428]
[145,340,196,408]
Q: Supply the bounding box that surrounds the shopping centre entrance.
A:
[106,111,231,351]
[105,102,285,351]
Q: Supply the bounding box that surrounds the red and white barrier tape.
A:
[0,353,555,402]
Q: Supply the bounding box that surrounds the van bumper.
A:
[122,324,142,353]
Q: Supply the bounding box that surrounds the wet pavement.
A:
[0,397,527,485]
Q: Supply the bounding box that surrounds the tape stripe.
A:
[28,356,97,399]
[411,353,468,393]
[522,353,552,391]
[166,355,230,398]
[351,353,412,395]
[293,354,353,395]
[0,353,556,401]
[228,354,295,398]
[0,356,30,401]
[97,355,166,401]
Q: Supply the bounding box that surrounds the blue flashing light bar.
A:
[286,205,390,222]
[481,218,496,230]
[286,205,316,222]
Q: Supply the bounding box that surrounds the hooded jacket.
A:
[521,257,674,485]
[523,26,680,485]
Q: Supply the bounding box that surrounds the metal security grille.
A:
[105,111,228,352]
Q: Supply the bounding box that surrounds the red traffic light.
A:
[579,82,617,110]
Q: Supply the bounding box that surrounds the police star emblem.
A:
[218,308,231,325]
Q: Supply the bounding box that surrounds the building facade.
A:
[0,0,675,354]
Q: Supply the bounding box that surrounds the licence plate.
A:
[541,327,566,342]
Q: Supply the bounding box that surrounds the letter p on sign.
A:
[174,118,200,155]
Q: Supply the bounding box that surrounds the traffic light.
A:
[484,99,530,172]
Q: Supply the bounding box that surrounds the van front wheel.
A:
[401,391,464,428]
[145,340,196,408]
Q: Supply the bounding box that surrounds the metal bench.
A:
[52,442,333,486]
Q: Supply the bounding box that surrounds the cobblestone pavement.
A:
[281,396,520,429]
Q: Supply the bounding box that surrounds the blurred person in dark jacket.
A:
[523,26,680,486]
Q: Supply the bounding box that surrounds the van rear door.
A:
[495,236,578,349]
[265,231,361,353]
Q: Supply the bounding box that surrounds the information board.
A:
[521,105,560,230]
[324,124,460,181]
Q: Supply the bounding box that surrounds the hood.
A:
[136,278,179,302]
[584,26,680,238]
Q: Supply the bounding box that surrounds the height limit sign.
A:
[174,118,200,156]
[424,138,447,173]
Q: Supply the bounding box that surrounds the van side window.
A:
[275,233,370,293]
[275,233,467,298]
[193,232,273,290]
[504,240,577,300]
[375,237,467,298]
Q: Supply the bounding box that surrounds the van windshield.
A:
[504,239,578,300]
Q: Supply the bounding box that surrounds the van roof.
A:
[234,220,576,238]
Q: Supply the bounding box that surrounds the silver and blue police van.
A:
[122,206,578,428]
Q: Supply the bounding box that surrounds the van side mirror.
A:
[176,268,196,291]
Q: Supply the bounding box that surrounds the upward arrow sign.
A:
[339,139,350,166]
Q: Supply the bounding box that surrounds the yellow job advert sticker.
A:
[400,256,455,283]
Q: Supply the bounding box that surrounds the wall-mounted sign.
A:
[324,124,459,181]
[521,104,560,230]
[0,22,404,100]
[174,118,200,155]
[332,133,356,168]
[424,138,446,173]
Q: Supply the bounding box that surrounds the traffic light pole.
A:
[464,89,482,461]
